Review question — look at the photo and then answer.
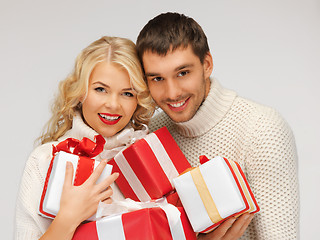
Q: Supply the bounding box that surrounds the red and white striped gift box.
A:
[72,206,197,240]
[108,127,191,202]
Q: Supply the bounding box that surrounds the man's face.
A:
[142,45,213,123]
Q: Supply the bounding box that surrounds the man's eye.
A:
[95,87,106,93]
[152,77,164,82]
[123,92,134,97]
[177,71,188,77]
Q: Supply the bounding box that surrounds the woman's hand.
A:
[197,213,254,240]
[58,159,119,226]
[40,159,119,240]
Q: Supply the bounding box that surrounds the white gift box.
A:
[39,151,113,220]
[173,156,259,233]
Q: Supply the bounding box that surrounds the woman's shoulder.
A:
[26,141,59,176]
[30,141,57,159]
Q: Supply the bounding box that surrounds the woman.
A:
[15,36,155,239]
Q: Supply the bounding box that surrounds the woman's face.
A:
[81,61,137,138]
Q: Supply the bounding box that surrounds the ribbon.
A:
[53,135,106,158]
[95,198,186,240]
[99,124,148,160]
[73,156,95,186]
[144,132,179,185]
[114,151,151,202]
[190,168,223,224]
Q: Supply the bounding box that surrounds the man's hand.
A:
[197,213,254,240]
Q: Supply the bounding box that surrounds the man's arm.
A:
[245,109,299,239]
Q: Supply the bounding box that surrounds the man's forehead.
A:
[142,45,190,59]
[142,45,197,67]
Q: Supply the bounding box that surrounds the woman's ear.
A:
[77,96,85,109]
[78,95,85,104]
[203,52,214,79]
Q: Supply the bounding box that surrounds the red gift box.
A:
[72,206,197,240]
[39,135,112,219]
[108,127,190,202]
[165,191,183,207]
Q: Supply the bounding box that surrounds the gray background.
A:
[1,0,319,239]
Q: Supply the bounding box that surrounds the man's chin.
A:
[165,110,193,123]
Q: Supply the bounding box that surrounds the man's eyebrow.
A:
[175,64,194,71]
[145,72,159,77]
[122,87,134,91]
[145,64,194,77]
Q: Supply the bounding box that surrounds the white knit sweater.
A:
[14,113,130,239]
[149,79,299,240]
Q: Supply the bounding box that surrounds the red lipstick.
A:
[98,113,122,125]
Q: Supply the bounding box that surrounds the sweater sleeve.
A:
[14,145,53,240]
[244,108,299,239]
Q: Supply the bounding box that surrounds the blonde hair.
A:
[39,36,155,144]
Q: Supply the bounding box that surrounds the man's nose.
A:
[165,79,182,101]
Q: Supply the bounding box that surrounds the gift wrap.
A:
[72,206,197,240]
[173,156,259,233]
[108,127,191,202]
[39,135,113,220]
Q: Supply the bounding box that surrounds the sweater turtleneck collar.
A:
[174,78,236,137]
[61,112,148,151]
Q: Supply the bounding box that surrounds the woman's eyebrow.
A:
[93,81,133,91]
[92,81,109,88]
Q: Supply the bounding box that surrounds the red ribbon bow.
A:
[52,135,106,158]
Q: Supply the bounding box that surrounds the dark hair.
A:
[136,12,210,64]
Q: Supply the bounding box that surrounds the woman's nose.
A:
[104,94,120,109]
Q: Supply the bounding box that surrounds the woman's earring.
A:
[77,101,82,109]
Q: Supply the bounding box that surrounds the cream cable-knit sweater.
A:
[149,79,299,240]
[14,113,127,240]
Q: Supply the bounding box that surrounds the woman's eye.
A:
[123,92,134,97]
[177,71,188,77]
[95,87,106,93]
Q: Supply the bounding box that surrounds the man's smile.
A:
[167,97,190,112]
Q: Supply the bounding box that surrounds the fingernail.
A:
[66,161,71,168]
[114,172,120,177]
[230,217,237,223]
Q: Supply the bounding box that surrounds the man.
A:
[136,12,299,239]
